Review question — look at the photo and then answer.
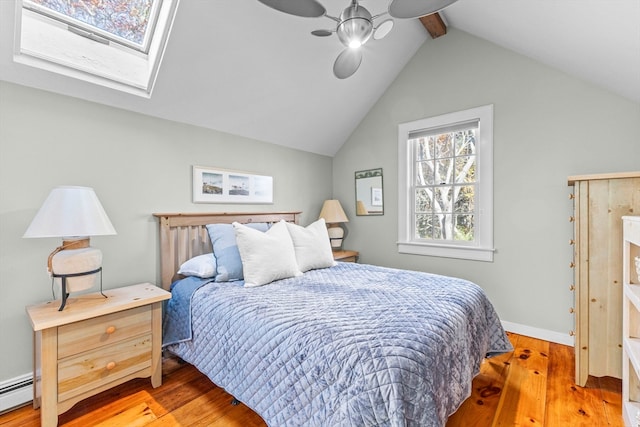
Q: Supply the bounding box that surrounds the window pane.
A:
[416,139,432,161]
[415,161,434,185]
[436,214,451,239]
[455,215,474,241]
[455,130,476,155]
[410,125,478,243]
[455,156,476,183]
[433,134,453,158]
[435,157,454,184]
[433,186,453,214]
[26,0,158,49]
[415,189,433,212]
[454,185,475,213]
[415,214,433,238]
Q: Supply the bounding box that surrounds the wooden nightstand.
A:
[26,283,171,427]
[333,250,359,263]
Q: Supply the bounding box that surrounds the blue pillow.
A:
[177,253,217,278]
[206,223,270,282]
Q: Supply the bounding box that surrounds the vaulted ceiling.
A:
[1,1,638,156]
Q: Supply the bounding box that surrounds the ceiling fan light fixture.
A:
[261,0,463,79]
[337,3,373,49]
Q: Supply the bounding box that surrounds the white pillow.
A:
[177,253,217,278]
[285,218,336,272]
[233,220,302,287]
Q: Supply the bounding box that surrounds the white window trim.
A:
[397,104,495,262]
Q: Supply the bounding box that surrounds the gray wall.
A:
[0,81,333,381]
[2,27,639,387]
[332,29,640,339]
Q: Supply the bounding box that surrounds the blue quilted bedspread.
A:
[163,262,512,426]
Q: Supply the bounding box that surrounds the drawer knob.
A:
[569,216,575,222]
[569,239,575,245]
[106,361,116,371]
[569,193,575,200]
[569,284,575,291]
[569,262,575,268]
[569,330,575,336]
[106,326,116,335]
[569,307,574,313]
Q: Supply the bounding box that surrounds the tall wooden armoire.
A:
[568,172,640,386]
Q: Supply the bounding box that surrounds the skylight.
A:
[16,0,179,96]
[23,0,161,53]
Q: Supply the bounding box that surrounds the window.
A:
[16,0,179,96]
[398,105,494,261]
[23,0,163,53]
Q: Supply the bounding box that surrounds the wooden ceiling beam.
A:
[420,13,447,39]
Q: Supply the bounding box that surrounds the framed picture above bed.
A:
[192,166,273,204]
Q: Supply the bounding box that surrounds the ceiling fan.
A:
[257,0,459,79]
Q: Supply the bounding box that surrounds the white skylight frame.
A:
[14,0,180,97]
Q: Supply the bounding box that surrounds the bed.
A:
[154,212,512,427]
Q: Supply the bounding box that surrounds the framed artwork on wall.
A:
[192,166,273,204]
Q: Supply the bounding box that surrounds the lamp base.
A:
[327,224,345,251]
[47,237,90,273]
[50,244,104,310]
[53,267,103,311]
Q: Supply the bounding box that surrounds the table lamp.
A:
[23,186,117,310]
[319,199,349,250]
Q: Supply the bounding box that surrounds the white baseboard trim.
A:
[0,373,32,414]
[502,320,575,347]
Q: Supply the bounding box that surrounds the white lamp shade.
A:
[318,199,349,224]
[24,186,116,238]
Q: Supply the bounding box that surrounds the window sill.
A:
[397,242,494,262]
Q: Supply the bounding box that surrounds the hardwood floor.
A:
[0,333,623,426]
[447,333,622,426]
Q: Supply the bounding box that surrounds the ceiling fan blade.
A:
[388,0,458,19]
[257,0,326,18]
[333,48,363,79]
[312,29,333,37]
[373,19,394,40]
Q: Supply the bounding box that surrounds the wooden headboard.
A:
[152,212,301,290]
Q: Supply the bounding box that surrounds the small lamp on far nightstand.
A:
[356,200,368,215]
[319,199,349,250]
[23,186,117,311]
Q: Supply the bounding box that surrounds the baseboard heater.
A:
[0,373,33,414]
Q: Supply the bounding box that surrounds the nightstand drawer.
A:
[58,333,152,402]
[58,305,151,358]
